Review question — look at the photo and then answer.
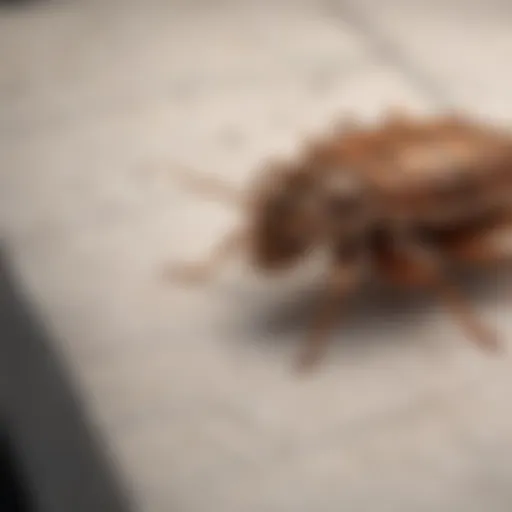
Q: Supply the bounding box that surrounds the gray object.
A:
[0,249,133,512]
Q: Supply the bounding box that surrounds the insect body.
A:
[166,110,512,371]
[308,112,512,229]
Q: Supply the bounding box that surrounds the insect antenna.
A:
[162,163,244,208]
[163,228,247,285]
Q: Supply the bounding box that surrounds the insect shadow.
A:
[221,265,511,359]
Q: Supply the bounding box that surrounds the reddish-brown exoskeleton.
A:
[166,109,512,370]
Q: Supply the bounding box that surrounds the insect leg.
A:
[296,265,362,372]
[440,213,512,267]
[379,244,500,351]
[435,279,501,351]
[165,229,245,285]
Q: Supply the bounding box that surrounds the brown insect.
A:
[165,109,512,371]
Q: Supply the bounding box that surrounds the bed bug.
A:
[165,109,512,371]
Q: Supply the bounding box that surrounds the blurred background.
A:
[2,0,512,511]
